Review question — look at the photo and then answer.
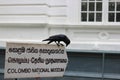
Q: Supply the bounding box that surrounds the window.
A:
[80,0,120,23]
[108,0,120,22]
[81,0,102,22]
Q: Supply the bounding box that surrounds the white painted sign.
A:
[4,42,68,79]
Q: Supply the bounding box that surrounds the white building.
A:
[0,0,120,52]
[0,0,120,80]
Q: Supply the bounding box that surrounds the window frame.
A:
[80,0,103,22]
[108,0,120,22]
[79,0,120,25]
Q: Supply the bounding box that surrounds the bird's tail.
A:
[42,38,50,41]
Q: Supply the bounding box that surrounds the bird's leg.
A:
[60,43,64,46]
[54,41,60,46]
[58,41,61,46]
[55,41,60,46]
[58,41,64,46]
[54,41,64,46]
[47,41,53,44]
[57,41,64,46]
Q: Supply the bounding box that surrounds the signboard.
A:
[4,42,68,79]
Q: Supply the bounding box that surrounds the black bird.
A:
[42,34,70,47]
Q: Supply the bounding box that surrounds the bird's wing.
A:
[43,34,66,41]
[49,35,62,40]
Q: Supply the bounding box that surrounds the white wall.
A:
[0,0,67,23]
[0,0,120,52]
